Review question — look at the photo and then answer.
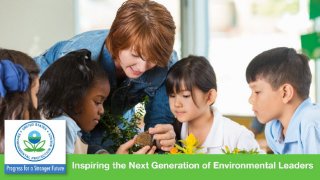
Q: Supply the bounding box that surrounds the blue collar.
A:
[272,98,312,143]
[284,98,312,142]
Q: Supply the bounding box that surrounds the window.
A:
[209,0,314,116]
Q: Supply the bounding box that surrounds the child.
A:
[246,47,320,154]
[166,55,263,154]
[38,49,155,154]
[0,48,40,153]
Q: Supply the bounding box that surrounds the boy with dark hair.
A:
[246,47,320,154]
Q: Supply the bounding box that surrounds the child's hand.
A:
[116,137,156,154]
[148,124,176,151]
[133,145,156,154]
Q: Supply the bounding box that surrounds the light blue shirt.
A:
[53,115,81,154]
[265,98,320,154]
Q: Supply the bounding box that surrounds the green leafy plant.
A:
[101,96,149,153]
[222,145,259,154]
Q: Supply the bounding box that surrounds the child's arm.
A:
[74,137,88,154]
[236,129,266,154]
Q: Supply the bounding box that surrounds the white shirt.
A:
[181,108,264,154]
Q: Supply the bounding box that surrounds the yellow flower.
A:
[170,133,202,154]
[185,133,197,147]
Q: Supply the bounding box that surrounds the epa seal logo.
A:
[14,121,55,162]
[5,120,65,174]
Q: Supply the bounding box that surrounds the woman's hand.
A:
[148,124,176,151]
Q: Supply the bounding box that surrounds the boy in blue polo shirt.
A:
[246,47,320,154]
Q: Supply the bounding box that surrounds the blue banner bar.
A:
[5,164,66,174]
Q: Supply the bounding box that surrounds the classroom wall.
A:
[0,0,76,57]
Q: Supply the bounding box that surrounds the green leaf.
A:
[101,95,148,152]
[23,140,33,149]
[24,148,34,152]
[175,144,185,152]
[35,148,45,152]
[35,140,46,149]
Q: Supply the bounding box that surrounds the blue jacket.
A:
[34,30,177,150]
